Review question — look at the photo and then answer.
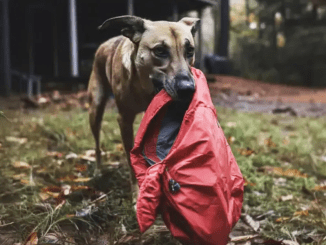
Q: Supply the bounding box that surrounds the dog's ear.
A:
[178,17,200,37]
[98,15,146,43]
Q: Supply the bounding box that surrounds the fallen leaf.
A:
[36,168,48,174]
[62,185,72,195]
[84,149,96,157]
[41,186,62,193]
[65,152,78,160]
[282,138,290,145]
[258,166,307,178]
[57,175,77,182]
[55,199,66,211]
[313,185,326,191]
[73,177,91,183]
[226,122,237,127]
[281,194,293,202]
[115,143,124,152]
[241,214,260,232]
[6,136,28,144]
[282,240,300,245]
[294,210,309,216]
[39,193,50,201]
[75,164,88,172]
[244,177,256,187]
[46,151,63,158]
[12,173,27,180]
[238,147,255,156]
[275,217,290,223]
[230,234,259,242]
[227,136,235,145]
[23,232,38,245]
[81,155,96,162]
[12,161,31,169]
[264,137,276,147]
[71,185,90,191]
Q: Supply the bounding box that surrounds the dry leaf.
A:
[57,175,77,182]
[71,185,90,191]
[244,177,256,187]
[12,161,31,169]
[81,155,96,162]
[6,136,28,144]
[55,199,66,211]
[264,137,276,147]
[230,234,259,242]
[282,138,290,145]
[65,152,78,160]
[73,177,91,183]
[12,173,27,180]
[227,136,235,145]
[258,166,307,178]
[312,185,326,191]
[238,147,255,156]
[115,143,124,152]
[275,217,290,223]
[226,122,237,127]
[39,193,50,201]
[75,164,88,172]
[20,179,32,185]
[241,214,260,232]
[24,232,38,245]
[294,210,309,216]
[281,194,293,201]
[36,168,47,174]
[46,151,63,158]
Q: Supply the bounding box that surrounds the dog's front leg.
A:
[117,112,139,202]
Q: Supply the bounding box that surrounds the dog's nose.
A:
[175,73,195,100]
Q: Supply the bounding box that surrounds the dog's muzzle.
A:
[150,70,195,101]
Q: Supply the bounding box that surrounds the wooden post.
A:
[197,9,203,69]
[1,0,11,96]
[53,10,59,77]
[172,1,179,21]
[218,0,229,57]
[69,0,79,77]
[128,0,134,16]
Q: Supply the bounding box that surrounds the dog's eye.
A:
[153,47,169,58]
[186,47,195,58]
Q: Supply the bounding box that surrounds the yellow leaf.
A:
[12,173,27,180]
[275,217,290,223]
[6,136,28,144]
[238,147,255,156]
[12,161,31,169]
[39,193,50,201]
[115,143,124,152]
[73,177,91,183]
[24,232,38,245]
[294,210,309,216]
[264,137,276,147]
[312,185,326,191]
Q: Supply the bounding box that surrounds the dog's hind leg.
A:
[117,111,138,201]
[88,71,110,175]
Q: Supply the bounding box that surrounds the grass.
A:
[0,106,326,244]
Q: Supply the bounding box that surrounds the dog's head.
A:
[99,16,200,101]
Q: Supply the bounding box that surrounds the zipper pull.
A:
[169,179,181,194]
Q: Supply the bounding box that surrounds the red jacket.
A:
[130,68,244,245]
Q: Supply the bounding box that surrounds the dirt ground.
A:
[1,75,326,117]
[208,75,326,117]
[208,75,326,103]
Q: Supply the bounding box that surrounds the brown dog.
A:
[87,15,200,198]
